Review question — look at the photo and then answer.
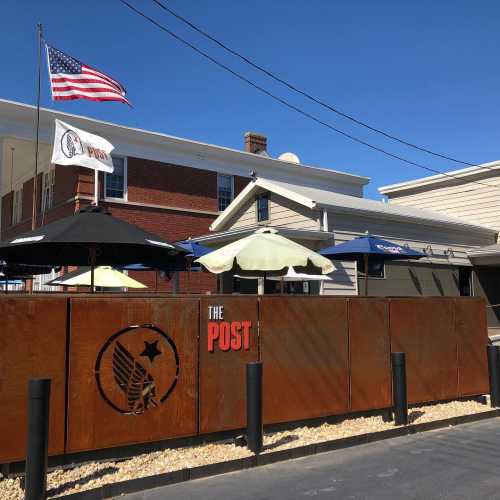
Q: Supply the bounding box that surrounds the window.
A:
[12,187,23,225]
[256,193,269,222]
[41,168,55,212]
[105,157,127,199]
[459,268,472,296]
[218,174,234,211]
[357,257,385,278]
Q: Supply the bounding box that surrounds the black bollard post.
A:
[487,345,500,408]
[246,362,263,454]
[25,378,51,500]
[391,352,408,426]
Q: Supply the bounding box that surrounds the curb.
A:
[56,409,500,499]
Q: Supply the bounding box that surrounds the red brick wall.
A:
[89,201,215,242]
[1,192,13,237]
[22,178,33,222]
[126,157,249,212]
[128,270,216,294]
[54,165,79,205]
[127,158,218,211]
[234,176,250,196]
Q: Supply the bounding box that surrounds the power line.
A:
[152,0,478,168]
[117,0,500,191]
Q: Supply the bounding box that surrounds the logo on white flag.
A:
[61,130,84,158]
[52,119,115,173]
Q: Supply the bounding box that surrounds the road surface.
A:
[123,418,500,500]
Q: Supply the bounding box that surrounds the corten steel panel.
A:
[349,299,391,412]
[66,298,198,453]
[199,297,258,434]
[455,298,489,396]
[0,297,67,463]
[260,297,349,425]
[390,298,458,404]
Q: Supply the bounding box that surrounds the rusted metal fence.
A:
[0,295,489,463]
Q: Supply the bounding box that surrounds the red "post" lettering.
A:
[207,322,219,352]
[230,321,242,351]
[219,322,231,351]
[207,320,252,352]
[241,321,252,350]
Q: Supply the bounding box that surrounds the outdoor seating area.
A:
[3,7,500,497]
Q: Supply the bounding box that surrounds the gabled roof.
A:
[378,161,500,196]
[211,177,497,235]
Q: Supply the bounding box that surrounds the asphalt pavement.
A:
[122,418,500,500]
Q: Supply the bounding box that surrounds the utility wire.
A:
[118,0,500,191]
[152,0,477,167]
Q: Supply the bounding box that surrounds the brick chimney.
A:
[244,132,267,154]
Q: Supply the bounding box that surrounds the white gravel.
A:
[0,399,491,499]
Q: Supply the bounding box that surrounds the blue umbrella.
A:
[175,240,212,258]
[320,234,425,295]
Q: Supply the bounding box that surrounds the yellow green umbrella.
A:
[195,228,334,275]
[50,266,147,288]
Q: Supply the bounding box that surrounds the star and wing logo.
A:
[95,324,179,415]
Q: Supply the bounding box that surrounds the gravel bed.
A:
[0,399,491,499]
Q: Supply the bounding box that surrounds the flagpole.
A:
[32,22,43,231]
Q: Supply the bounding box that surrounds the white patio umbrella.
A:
[267,267,333,281]
[48,266,147,289]
[235,267,333,281]
[195,228,334,293]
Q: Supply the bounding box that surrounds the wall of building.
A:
[383,172,500,232]
[473,266,500,331]
[362,261,461,297]
[225,191,321,231]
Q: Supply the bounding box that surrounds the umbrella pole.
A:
[89,247,96,294]
[94,170,99,206]
[364,254,369,296]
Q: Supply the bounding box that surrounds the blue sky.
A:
[2,0,499,198]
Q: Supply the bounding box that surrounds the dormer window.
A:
[256,193,269,222]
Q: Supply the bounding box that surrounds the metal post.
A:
[25,378,51,500]
[391,352,408,426]
[246,362,263,454]
[94,170,99,206]
[363,253,369,296]
[32,23,43,231]
[487,345,500,407]
[89,246,96,294]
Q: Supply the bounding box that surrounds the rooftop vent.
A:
[278,152,300,164]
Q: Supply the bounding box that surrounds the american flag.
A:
[46,45,129,104]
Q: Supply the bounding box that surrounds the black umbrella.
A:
[0,206,187,292]
[0,261,59,294]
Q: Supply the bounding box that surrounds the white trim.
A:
[0,99,369,192]
[104,156,128,202]
[210,178,313,231]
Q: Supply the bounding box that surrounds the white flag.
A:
[51,119,115,173]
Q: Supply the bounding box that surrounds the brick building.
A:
[0,99,368,292]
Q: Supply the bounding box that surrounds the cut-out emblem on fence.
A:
[95,324,179,415]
